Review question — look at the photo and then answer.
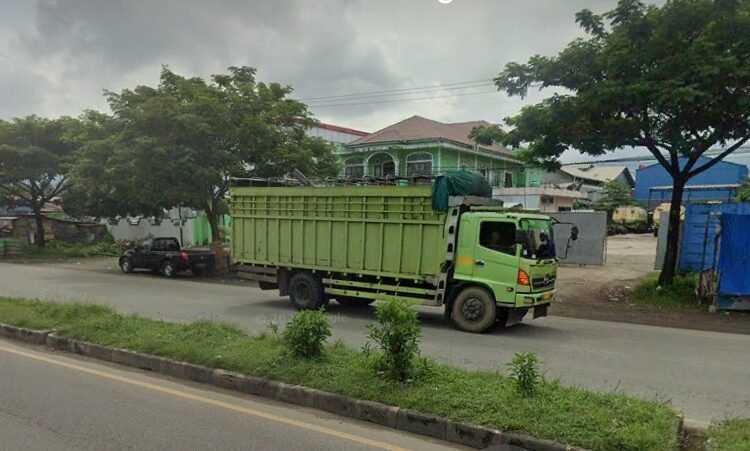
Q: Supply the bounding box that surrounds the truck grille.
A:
[532,276,555,291]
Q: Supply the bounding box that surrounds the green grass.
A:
[20,240,120,259]
[708,419,750,450]
[0,297,680,451]
[632,272,700,309]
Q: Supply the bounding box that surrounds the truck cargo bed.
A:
[230,185,446,281]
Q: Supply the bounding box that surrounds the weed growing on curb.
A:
[508,352,542,397]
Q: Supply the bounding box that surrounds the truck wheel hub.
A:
[294,284,312,303]
[462,298,485,321]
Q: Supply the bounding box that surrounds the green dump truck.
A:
[230,182,576,333]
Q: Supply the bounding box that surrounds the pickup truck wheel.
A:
[120,257,133,274]
[451,286,496,333]
[161,260,177,278]
[289,272,327,310]
[192,267,204,277]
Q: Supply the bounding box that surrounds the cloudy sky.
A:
[0,1,623,127]
[11,0,744,169]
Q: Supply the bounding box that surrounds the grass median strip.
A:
[708,418,750,450]
[0,297,680,451]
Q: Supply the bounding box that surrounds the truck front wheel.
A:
[451,287,497,333]
[289,272,328,310]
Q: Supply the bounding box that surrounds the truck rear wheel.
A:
[451,286,497,333]
[289,272,328,310]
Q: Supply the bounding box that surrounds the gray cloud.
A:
[2,0,633,137]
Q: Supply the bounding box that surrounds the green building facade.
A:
[338,116,541,188]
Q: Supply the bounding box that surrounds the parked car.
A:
[119,237,215,277]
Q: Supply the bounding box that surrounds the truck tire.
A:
[451,286,497,333]
[120,257,134,274]
[289,272,327,310]
[161,260,177,278]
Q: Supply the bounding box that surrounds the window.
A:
[406,152,433,176]
[344,157,365,178]
[370,153,396,177]
[504,172,514,188]
[137,239,152,252]
[479,221,517,256]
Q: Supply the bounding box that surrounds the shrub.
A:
[366,299,421,381]
[508,352,542,397]
[283,309,331,359]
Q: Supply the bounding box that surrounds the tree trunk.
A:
[206,206,221,243]
[658,176,686,286]
[33,207,46,248]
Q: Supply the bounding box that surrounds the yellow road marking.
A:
[0,344,409,451]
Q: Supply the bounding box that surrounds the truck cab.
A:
[447,210,570,332]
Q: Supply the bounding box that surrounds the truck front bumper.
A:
[515,290,554,307]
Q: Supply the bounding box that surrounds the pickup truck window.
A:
[479,221,517,256]
[137,240,152,251]
[154,238,180,251]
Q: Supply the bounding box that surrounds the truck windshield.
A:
[518,218,555,260]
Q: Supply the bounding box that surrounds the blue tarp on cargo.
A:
[718,214,750,296]
[431,171,492,212]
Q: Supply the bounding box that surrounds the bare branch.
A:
[689,137,750,178]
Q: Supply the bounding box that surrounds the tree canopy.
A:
[493,0,750,285]
[65,66,339,240]
[0,116,75,246]
[595,179,635,213]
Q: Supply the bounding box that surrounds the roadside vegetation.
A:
[708,419,750,451]
[632,272,700,309]
[0,296,680,450]
[20,239,120,259]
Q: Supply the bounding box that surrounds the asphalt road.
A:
[0,338,463,451]
[2,262,749,423]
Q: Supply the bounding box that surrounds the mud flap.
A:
[533,304,548,319]
[504,308,529,327]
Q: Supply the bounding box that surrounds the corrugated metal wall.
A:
[634,157,748,204]
[678,203,750,272]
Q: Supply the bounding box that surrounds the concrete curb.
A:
[1,324,597,450]
[0,324,50,345]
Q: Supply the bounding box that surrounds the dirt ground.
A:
[554,234,750,334]
[7,234,750,334]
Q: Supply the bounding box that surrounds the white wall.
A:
[103,218,196,247]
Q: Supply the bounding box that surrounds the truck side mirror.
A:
[570,225,579,241]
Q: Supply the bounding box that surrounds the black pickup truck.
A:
[119,237,215,277]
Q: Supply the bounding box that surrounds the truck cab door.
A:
[455,216,519,305]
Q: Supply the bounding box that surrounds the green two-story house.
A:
[339,115,540,188]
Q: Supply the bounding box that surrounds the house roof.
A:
[561,164,634,186]
[345,115,515,158]
[317,123,369,136]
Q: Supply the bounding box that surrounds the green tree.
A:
[594,179,634,213]
[737,179,750,203]
[62,111,138,218]
[0,116,74,247]
[66,66,339,240]
[493,0,750,286]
